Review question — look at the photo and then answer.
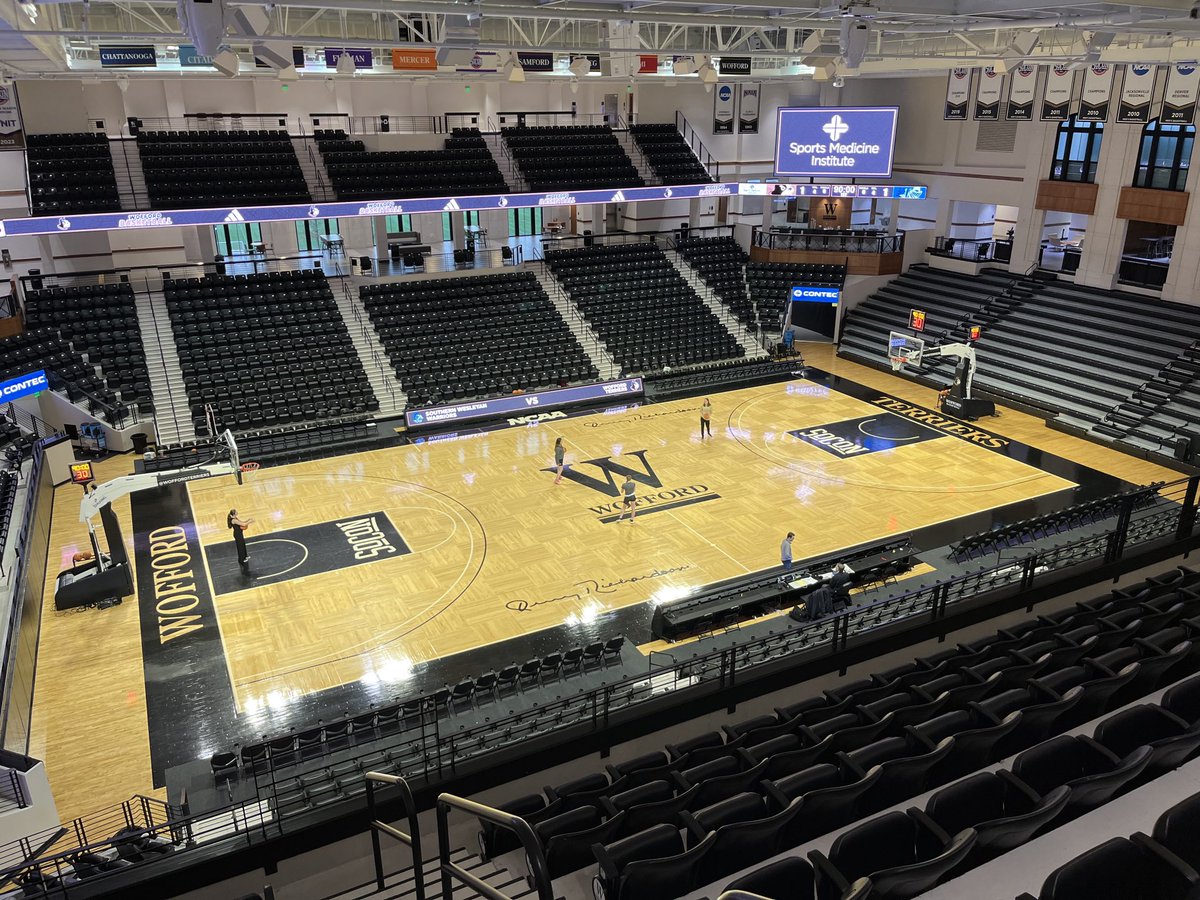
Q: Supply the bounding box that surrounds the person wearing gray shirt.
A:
[618,474,637,524]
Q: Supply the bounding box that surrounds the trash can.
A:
[360,256,372,273]
[130,432,149,454]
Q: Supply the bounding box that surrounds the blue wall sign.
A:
[178,46,213,67]
[775,107,899,178]
[99,46,157,68]
[0,370,47,401]
[406,378,644,429]
[791,285,841,304]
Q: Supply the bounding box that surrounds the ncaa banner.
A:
[738,83,761,133]
[1118,64,1158,123]
[713,83,735,134]
[0,84,23,150]
[1041,64,1075,121]
[1006,64,1038,120]
[1162,64,1200,124]
[974,66,1004,120]
[945,67,972,120]
[1078,63,1116,121]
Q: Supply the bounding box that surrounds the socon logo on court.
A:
[545,450,720,524]
[790,413,945,459]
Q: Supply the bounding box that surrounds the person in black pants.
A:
[227,509,254,569]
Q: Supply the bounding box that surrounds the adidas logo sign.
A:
[443,198,462,211]
[224,209,245,223]
[610,190,626,202]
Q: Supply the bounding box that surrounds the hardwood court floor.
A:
[27,348,1184,821]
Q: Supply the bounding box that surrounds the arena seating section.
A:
[463,565,1200,900]
[675,235,847,329]
[630,123,714,185]
[839,266,1200,457]
[317,127,509,200]
[545,243,744,373]
[164,270,376,434]
[26,133,120,216]
[137,130,310,209]
[0,328,118,414]
[22,282,150,413]
[502,126,643,191]
[359,271,598,408]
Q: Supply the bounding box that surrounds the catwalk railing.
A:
[754,229,904,255]
[2,477,1197,897]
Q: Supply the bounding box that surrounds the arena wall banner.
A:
[713,83,735,134]
[1162,64,1200,124]
[1117,64,1158,123]
[0,182,928,236]
[0,85,23,150]
[974,66,1004,120]
[406,379,646,429]
[1040,64,1075,121]
[945,67,972,120]
[1006,64,1038,120]
[1078,63,1116,121]
[738,83,761,133]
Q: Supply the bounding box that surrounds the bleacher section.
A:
[22,282,150,413]
[164,270,376,434]
[840,267,1200,459]
[26,133,119,216]
[502,126,643,191]
[0,328,118,413]
[360,271,598,408]
[318,127,509,200]
[629,124,714,185]
[746,262,847,332]
[472,566,1200,900]
[137,130,310,209]
[544,243,744,373]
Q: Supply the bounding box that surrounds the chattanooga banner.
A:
[738,83,761,133]
[1041,64,1075,121]
[1163,64,1200,124]
[1006,64,1038,120]
[974,66,1004,120]
[945,67,971,120]
[1079,63,1116,121]
[1118,64,1158,123]
[713,83,735,134]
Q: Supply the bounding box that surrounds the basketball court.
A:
[25,348,1179,821]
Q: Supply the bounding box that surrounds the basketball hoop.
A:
[240,462,260,473]
[889,354,906,373]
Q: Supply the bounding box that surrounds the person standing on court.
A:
[553,437,566,485]
[618,474,638,524]
[228,509,255,569]
[781,532,795,570]
[700,398,713,439]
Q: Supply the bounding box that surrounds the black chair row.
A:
[26,133,120,215]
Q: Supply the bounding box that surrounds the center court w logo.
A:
[543,450,720,523]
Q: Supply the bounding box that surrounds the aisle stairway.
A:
[333,281,408,415]
[666,249,767,358]
[531,267,620,380]
[322,846,546,900]
[111,140,149,212]
[293,136,336,203]
[133,290,194,443]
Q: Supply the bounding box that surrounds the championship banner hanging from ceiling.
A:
[738,83,761,133]
[945,67,971,120]
[1040,64,1075,121]
[1078,63,1116,122]
[974,66,1004,120]
[0,85,24,151]
[1006,64,1038,120]
[1117,64,1157,123]
[713,83,735,134]
[1162,64,1200,124]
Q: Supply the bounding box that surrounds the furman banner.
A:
[1162,64,1200,124]
[713,83,735,134]
[324,48,372,69]
[945,67,972,120]
[1079,63,1116,122]
[1006,64,1038,120]
[974,66,1005,120]
[738,83,761,133]
[1118,64,1158,123]
[1041,64,1075,121]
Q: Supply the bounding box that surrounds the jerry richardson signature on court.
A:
[505,564,694,612]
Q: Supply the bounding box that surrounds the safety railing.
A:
[1,404,60,445]
[445,112,484,132]
[303,141,335,205]
[495,111,612,129]
[1118,256,1170,290]
[930,235,1013,263]
[337,279,401,411]
[436,794,553,900]
[365,773,425,899]
[754,229,904,254]
[133,113,299,135]
[675,111,721,180]
[347,115,443,135]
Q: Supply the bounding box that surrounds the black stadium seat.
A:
[26,132,120,215]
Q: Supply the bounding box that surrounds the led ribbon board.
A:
[406,378,644,429]
[775,107,900,178]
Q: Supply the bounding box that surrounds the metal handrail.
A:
[365,773,424,899]
[436,794,553,900]
[755,230,904,254]
[675,111,720,180]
